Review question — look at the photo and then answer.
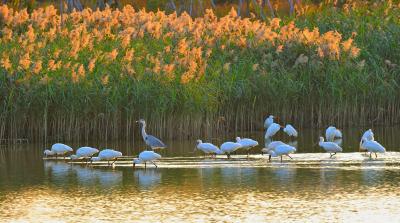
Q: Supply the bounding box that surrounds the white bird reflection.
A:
[270,163,297,185]
[134,169,162,188]
[44,161,73,179]
[361,160,386,186]
[44,161,122,187]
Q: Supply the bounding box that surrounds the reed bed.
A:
[0,1,399,143]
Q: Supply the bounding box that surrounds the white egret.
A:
[319,137,343,158]
[266,144,296,162]
[220,142,242,159]
[360,138,385,158]
[91,149,122,166]
[362,129,374,141]
[261,141,286,155]
[133,151,162,169]
[236,137,259,157]
[265,123,281,139]
[137,119,167,150]
[70,147,99,163]
[360,129,374,152]
[264,115,275,129]
[283,124,298,137]
[195,140,221,158]
[50,143,73,159]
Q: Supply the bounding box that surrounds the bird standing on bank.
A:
[220,142,242,159]
[48,143,73,159]
[267,144,296,162]
[91,149,122,166]
[360,129,374,152]
[70,147,99,163]
[318,137,343,158]
[236,137,259,157]
[195,140,221,158]
[133,151,162,169]
[360,137,385,159]
[261,141,286,155]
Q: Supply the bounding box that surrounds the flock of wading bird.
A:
[43,116,387,168]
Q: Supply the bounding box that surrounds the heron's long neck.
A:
[141,123,148,140]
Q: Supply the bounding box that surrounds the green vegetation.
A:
[0,1,399,143]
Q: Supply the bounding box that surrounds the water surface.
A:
[1,127,400,222]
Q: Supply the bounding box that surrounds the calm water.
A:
[1,127,400,222]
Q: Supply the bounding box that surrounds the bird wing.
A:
[362,130,374,141]
[325,127,336,141]
[276,145,296,154]
[204,143,219,152]
[284,125,298,137]
[335,129,342,138]
[146,135,167,148]
[266,124,280,137]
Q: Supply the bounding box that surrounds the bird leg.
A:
[375,153,378,159]
[369,152,372,159]
[280,156,283,162]
[144,162,147,169]
[87,156,92,165]
[108,161,110,166]
[151,161,158,168]
[227,153,231,159]
[268,155,272,162]
[286,154,293,160]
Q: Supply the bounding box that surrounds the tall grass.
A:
[0,1,399,143]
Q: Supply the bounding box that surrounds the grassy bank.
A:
[0,1,399,143]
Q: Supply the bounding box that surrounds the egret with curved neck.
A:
[139,119,148,141]
[137,119,167,150]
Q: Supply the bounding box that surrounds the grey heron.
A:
[137,119,167,150]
